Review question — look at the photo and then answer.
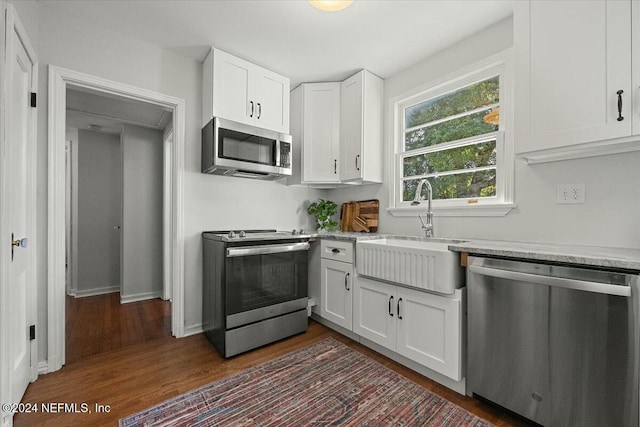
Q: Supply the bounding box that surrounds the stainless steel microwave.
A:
[201,117,292,180]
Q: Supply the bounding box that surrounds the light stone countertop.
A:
[310,231,640,271]
[447,240,640,271]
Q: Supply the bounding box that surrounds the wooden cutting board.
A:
[340,199,379,232]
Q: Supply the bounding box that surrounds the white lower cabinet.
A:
[320,258,353,330]
[354,275,464,381]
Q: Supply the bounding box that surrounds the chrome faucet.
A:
[411,179,434,238]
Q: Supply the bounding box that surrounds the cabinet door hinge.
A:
[29,325,35,340]
[30,92,37,108]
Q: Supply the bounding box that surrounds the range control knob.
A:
[239,231,246,238]
[228,231,236,238]
[292,229,298,235]
[299,229,304,235]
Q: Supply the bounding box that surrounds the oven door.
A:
[225,241,309,328]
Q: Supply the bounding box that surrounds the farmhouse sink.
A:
[356,237,465,294]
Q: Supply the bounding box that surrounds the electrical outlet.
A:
[556,184,585,204]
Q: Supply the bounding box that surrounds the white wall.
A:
[121,125,163,302]
[11,0,326,364]
[329,16,640,249]
[76,130,121,296]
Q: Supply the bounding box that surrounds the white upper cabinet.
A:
[515,0,639,162]
[288,82,341,185]
[202,47,290,133]
[340,70,383,183]
[288,70,384,187]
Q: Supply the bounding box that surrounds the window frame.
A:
[388,50,515,217]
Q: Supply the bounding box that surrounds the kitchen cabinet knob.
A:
[397,298,403,319]
[616,90,624,121]
[331,248,340,254]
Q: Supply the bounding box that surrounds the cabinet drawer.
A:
[320,239,354,263]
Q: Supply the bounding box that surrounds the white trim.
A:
[162,128,174,301]
[388,49,515,215]
[387,203,515,218]
[68,287,119,298]
[47,66,186,373]
[37,362,48,376]
[182,324,204,337]
[517,134,640,164]
[120,291,163,304]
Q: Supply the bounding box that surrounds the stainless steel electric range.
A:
[202,229,311,357]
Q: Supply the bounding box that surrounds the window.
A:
[391,54,514,215]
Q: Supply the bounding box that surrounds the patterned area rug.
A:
[120,338,493,426]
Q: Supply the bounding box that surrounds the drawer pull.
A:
[331,248,340,254]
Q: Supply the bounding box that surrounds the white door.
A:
[340,72,363,181]
[212,48,254,126]
[302,83,341,183]
[255,68,289,133]
[353,276,396,350]
[320,259,353,330]
[3,3,38,408]
[396,287,463,381]
[521,0,632,152]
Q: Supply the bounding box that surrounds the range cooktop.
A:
[202,229,311,243]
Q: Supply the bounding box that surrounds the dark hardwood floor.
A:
[16,294,531,426]
[65,293,171,363]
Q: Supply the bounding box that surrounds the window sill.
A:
[387,203,516,217]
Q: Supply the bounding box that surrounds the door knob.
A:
[11,233,28,262]
[11,236,28,248]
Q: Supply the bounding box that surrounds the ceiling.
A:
[40,0,514,87]
[66,87,172,134]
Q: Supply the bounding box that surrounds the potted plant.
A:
[307,199,339,231]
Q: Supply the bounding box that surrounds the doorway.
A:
[48,66,185,373]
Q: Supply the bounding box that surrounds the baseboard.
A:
[37,361,49,375]
[120,291,163,304]
[182,323,203,337]
[69,286,119,298]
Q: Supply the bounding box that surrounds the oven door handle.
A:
[227,242,310,257]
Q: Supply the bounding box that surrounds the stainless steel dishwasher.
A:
[467,256,640,427]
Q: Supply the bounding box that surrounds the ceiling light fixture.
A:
[308,0,353,12]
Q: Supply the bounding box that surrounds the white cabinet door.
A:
[633,0,640,136]
[211,49,255,127]
[255,67,289,133]
[321,258,353,330]
[396,287,463,381]
[340,72,363,181]
[353,276,396,350]
[302,83,341,183]
[340,70,383,183]
[516,0,632,154]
